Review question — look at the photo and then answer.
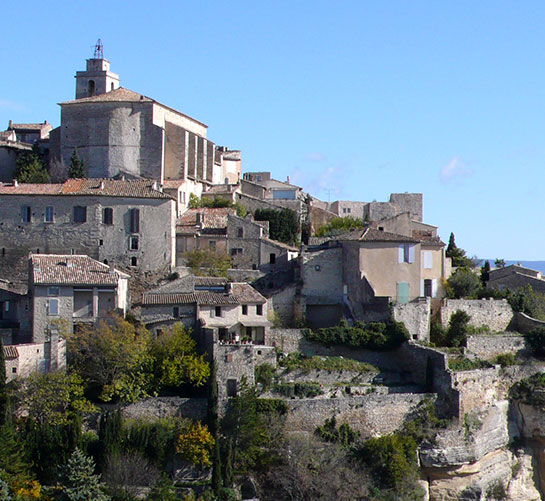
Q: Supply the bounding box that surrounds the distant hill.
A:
[482,259,545,274]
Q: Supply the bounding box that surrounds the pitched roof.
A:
[8,122,52,132]
[262,238,299,252]
[31,254,129,285]
[0,179,173,199]
[231,283,266,304]
[142,291,238,306]
[337,227,420,243]
[3,345,18,360]
[59,87,207,128]
[177,207,235,228]
[195,276,228,287]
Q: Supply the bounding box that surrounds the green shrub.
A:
[448,357,491,372]
[279,353,376,374]
[254,364,276,392]
[314,216,366,237]
[305,319,409,351]
[493,352,518,367]
[510,373,545,406]
[315,416,359,447]
[272,382,323,399]
[446,268,482,299]
[254,208,299,245]
[526,327,545,357]
[255,399,288,414]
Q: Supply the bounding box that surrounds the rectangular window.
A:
[270,253,276,264]
[227,379,238,397]
[129,236,139,250]
[130,257,138,267]
[242,304,248,315]
[48,298,59,316]
[4,301,9,312]
[215,306,222,317]
[173,306,180,318]
[237,227,243,238]
[21,206,31,223]
[45,206,54,223]
[74,206,87,223]
[209,240,216,252]
[256,304,263,316]
[47,287,59,296]
[423,251,433,269]
[103,208,113,225]
[424,279,432,297]
[129,208,140,233]
[398,244,415,264]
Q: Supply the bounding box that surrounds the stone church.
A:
[50,49,241,197]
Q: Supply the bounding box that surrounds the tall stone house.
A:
[0,178,177,280]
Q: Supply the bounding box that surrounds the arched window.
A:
[88,80,96,96]
[111,82,115,91]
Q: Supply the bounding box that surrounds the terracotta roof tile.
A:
[31,254,129,285]
[0,179,173,199]
[177,208,235,228]
[3,345,18,359]
[142,291,238,306]
[231,283,266,304]
[337,227,420,243]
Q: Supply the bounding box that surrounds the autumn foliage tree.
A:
[176,421,215,468]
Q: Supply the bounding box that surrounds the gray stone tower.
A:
[75,40,120,99]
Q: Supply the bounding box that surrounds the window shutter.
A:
[424,251,432,269]
[432,279,438,298]
[420,280,424,297]
[408,245,415,263]
[398,245,404,263]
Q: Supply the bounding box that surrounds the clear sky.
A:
[2,1,545,260]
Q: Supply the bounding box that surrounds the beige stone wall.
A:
[358,241,422,301]
[301,246,343,303]
[465,334,528,360]
[440,299,514,332]
[393,297,431,341]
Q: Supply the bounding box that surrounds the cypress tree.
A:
[211,439,222,495]
[207,363,218,438]
[68,148,87,179]
[223,438,234,488]
[0,340,6,427]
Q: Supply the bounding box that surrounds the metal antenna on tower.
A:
[93,39,103,59]
[324,188,335,203]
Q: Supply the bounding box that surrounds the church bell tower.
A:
[75,39,120,99]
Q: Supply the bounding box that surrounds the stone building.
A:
[301,226,448,327]
[175,207,298,271]
[29,254,129,343]
[0,280,30,344]
[0,178,176,279]
[486,264,545,294]
[6,120,53,144]
[141,275,270,344]
[49,52,241,202]
[0,130,33,182]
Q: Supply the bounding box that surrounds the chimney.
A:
[13,179,17,187]
[8,120,13,129]
[99,181,105,190]
[287,176,290,183]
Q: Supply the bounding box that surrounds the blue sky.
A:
[2,1,545,260]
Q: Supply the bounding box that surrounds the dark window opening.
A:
[129,208,140,233]
[215,306,222,317]
[227,379,237,397]
[103,259,108,265]
[242,304,248,315]
[270,253,276,264]
[256,304,263,316]
[88,80,96,96]
[424,279,433,298]
[21,206,31,223]
[173,306,180,317]
[130,257,137,267]
[129,236,139,250]
[74,206,87,223]
[103,207,113,225]
[237,228,243,238]
[99,240,103,246]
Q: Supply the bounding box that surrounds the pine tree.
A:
[58,448,110,501]
[14,152,49,183]
[480,260,491,285]
[68,148,87,179]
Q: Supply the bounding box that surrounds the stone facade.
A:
[214,343,276,403]
[393,297,431,341]
[0,180,176,277]
[440,299,514,332]
[487,264,545,294]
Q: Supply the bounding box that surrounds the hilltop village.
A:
[3,48,545,500]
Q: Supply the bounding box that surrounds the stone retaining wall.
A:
[284,393,434,436]
[393,297,431,341]
[103,397,208,421]
[466,334,528,360]
[440,299,514,332]
[515,311,545,334]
